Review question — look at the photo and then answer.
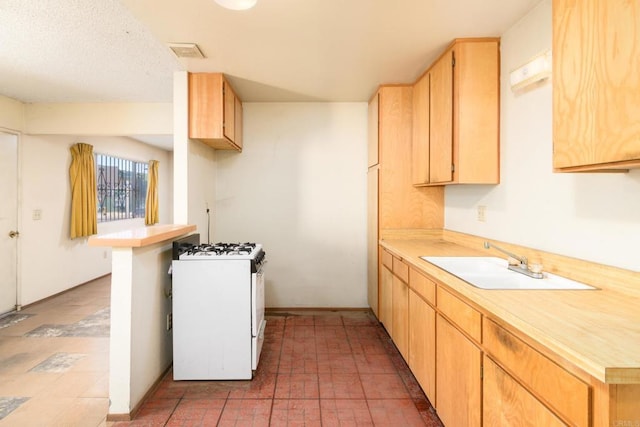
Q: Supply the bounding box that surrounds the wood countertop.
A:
[380,234,640,384]
[88,224,196,248]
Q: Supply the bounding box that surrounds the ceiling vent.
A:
[168,43,205,59]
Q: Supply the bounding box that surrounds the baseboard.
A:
[266,307,370,312]
[106,363,172,422]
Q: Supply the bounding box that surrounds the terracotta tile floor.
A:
[114,311,443,426]
[0,276,444,426]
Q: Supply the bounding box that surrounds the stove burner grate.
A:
[184,242,257,257]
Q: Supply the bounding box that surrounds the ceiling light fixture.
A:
[214,0,257,10]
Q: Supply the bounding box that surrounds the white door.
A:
[0,131,18,314]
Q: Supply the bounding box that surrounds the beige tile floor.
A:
[0,275,110,427]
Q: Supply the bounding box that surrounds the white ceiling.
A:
[0,0,540,147]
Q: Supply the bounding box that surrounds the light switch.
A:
[32,209,42,220]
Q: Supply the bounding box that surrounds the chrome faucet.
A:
[483,241,543,279]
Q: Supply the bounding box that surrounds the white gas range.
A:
[171,236,266,380]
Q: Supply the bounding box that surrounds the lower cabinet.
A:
[483,318,589,426]
[483,356,565,427]
[378,245,639,426]
[408,289,436,402]
[436,314,482,427]
[391,275,409,360]
[379,263,393,332]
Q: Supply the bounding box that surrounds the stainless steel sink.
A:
[421,256,597,290]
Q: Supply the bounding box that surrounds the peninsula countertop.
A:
[380,235,640,384]
[88,224,196,248]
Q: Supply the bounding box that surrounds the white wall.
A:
[0,94,25,131]
[215,102,368,308]
[20,134,173,305]
[445,0,640,272]
[109,242,174,415]
[172,71,216,233]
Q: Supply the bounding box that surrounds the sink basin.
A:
[421,257,597,290]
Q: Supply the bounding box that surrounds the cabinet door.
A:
[223,81,236,143]
[379,264,393,331]
[408,289,436,402]
[429,50,454,183]
[391,275,409,360]
[553,0,640,170]
[455,40,500,184]
[234,95,243,149]
[412,73,430,185]
[484,356,565,427]
[483,318,589,426]
[367,170,379,317]
[436,314,481,427]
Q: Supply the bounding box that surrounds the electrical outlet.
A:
[166,313,173,331]
[477,205,486,222]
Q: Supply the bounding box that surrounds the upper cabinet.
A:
[412,38,500,186]
[411,73,430,184]
[553,0,640,171]
[188,73,243,151]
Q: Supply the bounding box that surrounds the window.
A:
[95,153,148,222]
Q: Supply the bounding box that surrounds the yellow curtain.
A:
[69,143,97,239]
[145,160,159,225]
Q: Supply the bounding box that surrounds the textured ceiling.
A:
[0,0,541,106]
[0,0,180,103]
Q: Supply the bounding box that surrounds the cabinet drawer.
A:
[437,286,481,342]
[381,249,393,269]
[392,258,409,283]
[483,318,590,426]
[483,356,565,427]
[409,268,436,306]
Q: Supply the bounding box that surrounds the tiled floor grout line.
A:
[113,312,441,425]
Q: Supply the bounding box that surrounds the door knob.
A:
[8,230,19,238]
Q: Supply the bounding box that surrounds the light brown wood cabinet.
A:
[553,0,640,171]
[428,48,455,184]
[412,38,500,186]
[366,86,444,317]
[381,240,640,426]
[391,261,409,360]
[379,258,393,331]
[483,318,589,426]
[412,73,430,184]
[380,249,410,359]
[408,287,436,403]
[188,73,243,151]
[437,286,482,342]
[436,314,482,427]
[483,356,565,427]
